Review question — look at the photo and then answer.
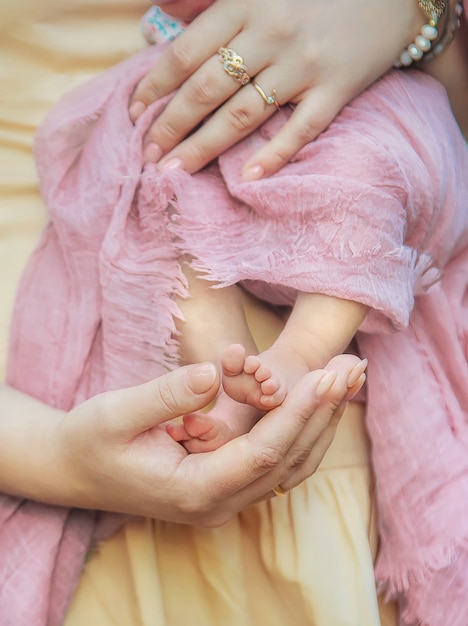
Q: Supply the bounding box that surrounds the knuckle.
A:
[150,117,181,145]
[139,76,163,104]
[268,17,296,42]
[328,396,345,412]
[266,145,293,169]
[321,390,347,415]
[253,445,284,471]
[181,140,213,166]
[286,461,318,489]
[177,495,201,516]
[226,104,257,133]
[262,9,296,42]
[300,450,327,480]
[284,447,310,472]
[190,70,220,106]
[166,38,194,74]
[156,378,180,414]
[301,41,320,68]
[290,399,315,429]
[293,121,323,146]
[330,402,347,424]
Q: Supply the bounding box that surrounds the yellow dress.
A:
[0,2,397,623]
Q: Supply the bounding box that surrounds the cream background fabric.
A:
[0,2,396,624]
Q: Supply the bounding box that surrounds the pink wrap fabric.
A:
[2,44,468,625]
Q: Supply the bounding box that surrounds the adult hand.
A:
[45,356,363,526]
[130,0,422,180]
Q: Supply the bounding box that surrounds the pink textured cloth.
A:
[2,44,468,625]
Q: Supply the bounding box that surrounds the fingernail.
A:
[315,371,337,397]
[242,164,264,182]
[187,363,218,393]
[159,157,184,172]
[129,100,146,123]
[347,359,368,388]
[143,142,163,163]
[346,373,366,400]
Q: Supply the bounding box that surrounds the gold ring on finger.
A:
[218,47,251,85]
[253,81,280,109]
[272,484,288,497]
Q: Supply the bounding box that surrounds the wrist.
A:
[22,411,68,504]
[0,384,69,503]
[395,0,463,67]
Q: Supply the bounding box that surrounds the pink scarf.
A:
[2,46,468,625]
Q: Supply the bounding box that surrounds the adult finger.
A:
[150,77,347,175]
[153,72,282,172]
[130,1,242,115]
[92,362,220,439]
[277,402,347,493]
[241,86,349,181]
[245,404,347,512]
[171,358,366,525]
[142,30,284,163]
[186,369,346,525]
[186,369,337,503]
[142,54,255,162]
[236,355,366,507]
[268,356,367,493]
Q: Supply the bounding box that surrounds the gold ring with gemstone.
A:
[218,47,251,85]
[272,484,288,497]
[253,81,280,109]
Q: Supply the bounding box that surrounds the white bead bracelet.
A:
[394,0,463,67]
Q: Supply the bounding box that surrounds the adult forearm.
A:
[0,383,65,501]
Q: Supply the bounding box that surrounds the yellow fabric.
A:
[0,3,397,624]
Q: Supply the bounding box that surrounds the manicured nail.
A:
[159,157,184,171]
[186,363,218,393]
[143,142,163,163]
[346,374,366,400]
[129,100,146,123]
[347,359,368,388]
[315,371,337,397]
[242,164,264,182]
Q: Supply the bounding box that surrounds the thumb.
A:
[96,363,220,438]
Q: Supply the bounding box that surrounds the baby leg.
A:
[173,259,257,365]
[170,260,266,449]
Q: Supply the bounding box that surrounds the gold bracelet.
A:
[394,0,463,67]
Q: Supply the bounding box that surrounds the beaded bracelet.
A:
[394,0,463,67]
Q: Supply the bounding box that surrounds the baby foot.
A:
[166,412,234,453]
[221,343,287,410]
[166,393,261,453]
